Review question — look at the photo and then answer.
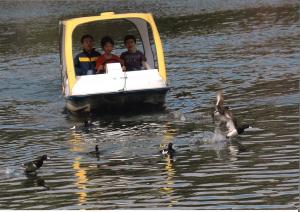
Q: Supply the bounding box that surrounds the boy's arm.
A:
[120,53,126,71]
[96,57,104,73]
[141,52,150,69]
[74,55,82,76]
[142,61,150,70]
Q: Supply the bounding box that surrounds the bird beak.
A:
[47,156,50,160]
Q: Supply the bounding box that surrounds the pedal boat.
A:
[59,12,169,113]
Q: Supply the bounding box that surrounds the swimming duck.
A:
[89,145,100,158]
[71,120,93,133]
[23,155,50,173]
[214,91,250,138]
[160,143,175,157]
[175,91,193,98]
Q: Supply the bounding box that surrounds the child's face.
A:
[103,42,113,54]
[82,37,94,52]
[125,39,136,51]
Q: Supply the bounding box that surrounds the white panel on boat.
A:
[71,69,166,96]
[124,69,166,91]
[72,74,126,96]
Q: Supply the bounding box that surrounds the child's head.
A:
[124,35,136,51]
[81,34,94,52]
[101,36,114,54]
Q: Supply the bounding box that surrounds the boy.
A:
[120,35,149,71]
[96,36,123,74]
[74,34,100,76]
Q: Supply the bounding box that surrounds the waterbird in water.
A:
[88,144,100,158]
[70,120,93,133]
[175,91,193,98]
[22,155,50,173]
[213,91,250,138]
[160,143,175,157]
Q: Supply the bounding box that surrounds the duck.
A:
[213,91,250,138]
[88,145,100,158]
[175,91,193,98]
[70,120,93,133]
[22,155,50,173]
[83,120,93,128]
[160,143,175,157]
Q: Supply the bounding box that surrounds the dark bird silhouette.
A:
[214,91,250,138]
[88,145,100,158]
[84,120,92,128]
[175,91,193,98]
[22,155,50,173]
[160,143,175,157]
[71,120,93,133]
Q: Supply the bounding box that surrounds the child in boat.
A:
[96,36,123,74]
[74,34,100,75]
[120,35,150,71]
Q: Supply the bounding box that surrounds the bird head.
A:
[41,155,50,161]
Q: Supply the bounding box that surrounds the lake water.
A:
[0,0,299,210]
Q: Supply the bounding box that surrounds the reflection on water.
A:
[23,172,49,190]
[161,155,177,208]
[73,157,88,206]
[0,0,299,210]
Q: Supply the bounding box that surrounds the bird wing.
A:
[160,149,168,155]
[232,117,239,130]
[33,159,42,168]
[225,110,240,129]
[23,162,37,172]
[216,91,225,114]
[224,109,234,121]
[226,118,237,134]
[226,128,238,138]
[224,110,238,137]
[216,91,224,106]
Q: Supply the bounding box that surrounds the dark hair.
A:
[80,34,94,43]
[101,36,114,48]
[124,35,136,44]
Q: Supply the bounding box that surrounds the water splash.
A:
[0,166,22,179]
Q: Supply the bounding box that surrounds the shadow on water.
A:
[65,103,168,119]
[23,172,50,191]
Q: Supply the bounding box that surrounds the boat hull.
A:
[65,88,169,113]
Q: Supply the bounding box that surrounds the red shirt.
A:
[96,54,121,71]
